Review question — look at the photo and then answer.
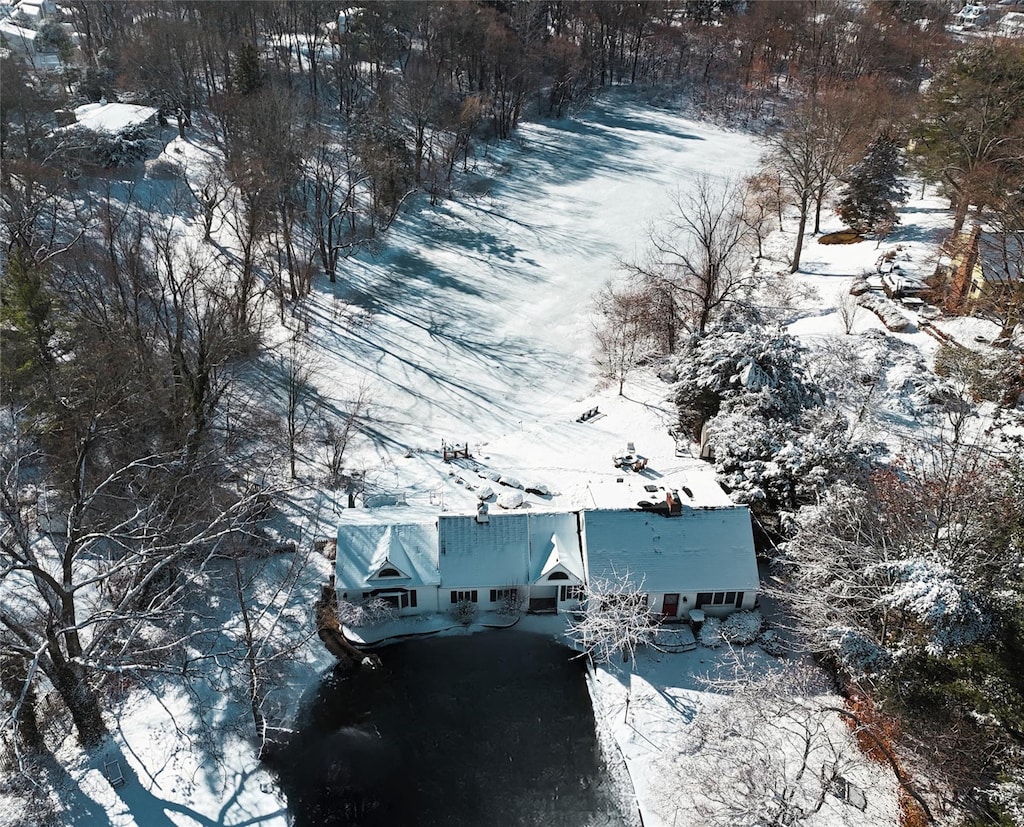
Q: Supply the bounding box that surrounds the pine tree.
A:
[837,131,909,235]
[232,42,264,96]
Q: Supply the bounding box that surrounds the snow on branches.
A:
[668,326,861,513]
[567,570,657,663]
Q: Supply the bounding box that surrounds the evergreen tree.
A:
[837,130,909,235]
[232,42,264,96]
[0,249,57,396]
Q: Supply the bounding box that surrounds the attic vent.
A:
[378,567,401,578]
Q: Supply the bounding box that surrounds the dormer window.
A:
[378,567,402,578]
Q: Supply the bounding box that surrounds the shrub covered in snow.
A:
[476,484,494,500]
[498,474,524,489]
[720,610,762,644]
[699,617,723,647]
[450,599,477,626]
[873,557,991,655]
[337,597,396,628]
[856,292,911,332]
[823,626,889,677]
[524,481,549,495]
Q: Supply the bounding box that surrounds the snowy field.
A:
[38,87,1009,825]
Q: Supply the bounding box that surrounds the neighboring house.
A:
[955,4,991,28]
[73,101,159,134]
[998,10,1024,35]
[583,507,759,619]
[336,496,759,622]
[12,0,56,23]
[945,225,1023,310]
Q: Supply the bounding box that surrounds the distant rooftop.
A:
[73,101,158,134]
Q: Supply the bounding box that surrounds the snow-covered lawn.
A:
[40,86,1006,825]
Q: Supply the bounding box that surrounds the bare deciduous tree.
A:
[593,282,654,395]
[321,382,373,490]
[836,289,861,335]
[282,338,317,480]
[567,570,656,663]
[0,416,269,750]
[652,661,876,827]
[624,176,756,342]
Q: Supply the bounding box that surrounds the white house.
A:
[998,11,1024,36]
[582,506,760,619]
[955,4,991,28]
[336,497,759,623]
[437,508,586,613]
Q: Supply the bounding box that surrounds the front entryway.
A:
[662,593,680,617]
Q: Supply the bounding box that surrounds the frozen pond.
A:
[276,630,629,826]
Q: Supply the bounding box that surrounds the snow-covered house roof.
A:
[438,511,583,588]
[336,522,440,590]
[0,18,37,53]
[582,507,759,595]
[998,11,1024,36]
[955,4,990,27]
[73,102,158,134]
[529,514,585,583]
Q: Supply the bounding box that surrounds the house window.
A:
[696,591,744,609]
[489,588,518,604]
[450,590,478,604]
[378,567,402,578]
[559,585,584,602]
[548,571,569,581]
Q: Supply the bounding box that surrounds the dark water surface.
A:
[276,630,629,827]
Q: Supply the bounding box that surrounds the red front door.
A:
[662,593,680,617]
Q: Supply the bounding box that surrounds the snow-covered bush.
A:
[524,481,549,495]
[856,292,910,332]
[498,474,524,489]
[36,20,72,57]
[450,599,477,626]
[336,597,396,628]
[476,484,494,500]
[721,610,762,644]
[699,616,723,647]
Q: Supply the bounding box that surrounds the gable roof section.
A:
[583,507,758,594]
[528,513,584,583]
[336,522,439,590]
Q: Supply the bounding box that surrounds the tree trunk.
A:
[791,199,809,273]
[46,641,106,748]
[0,656,45,753]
